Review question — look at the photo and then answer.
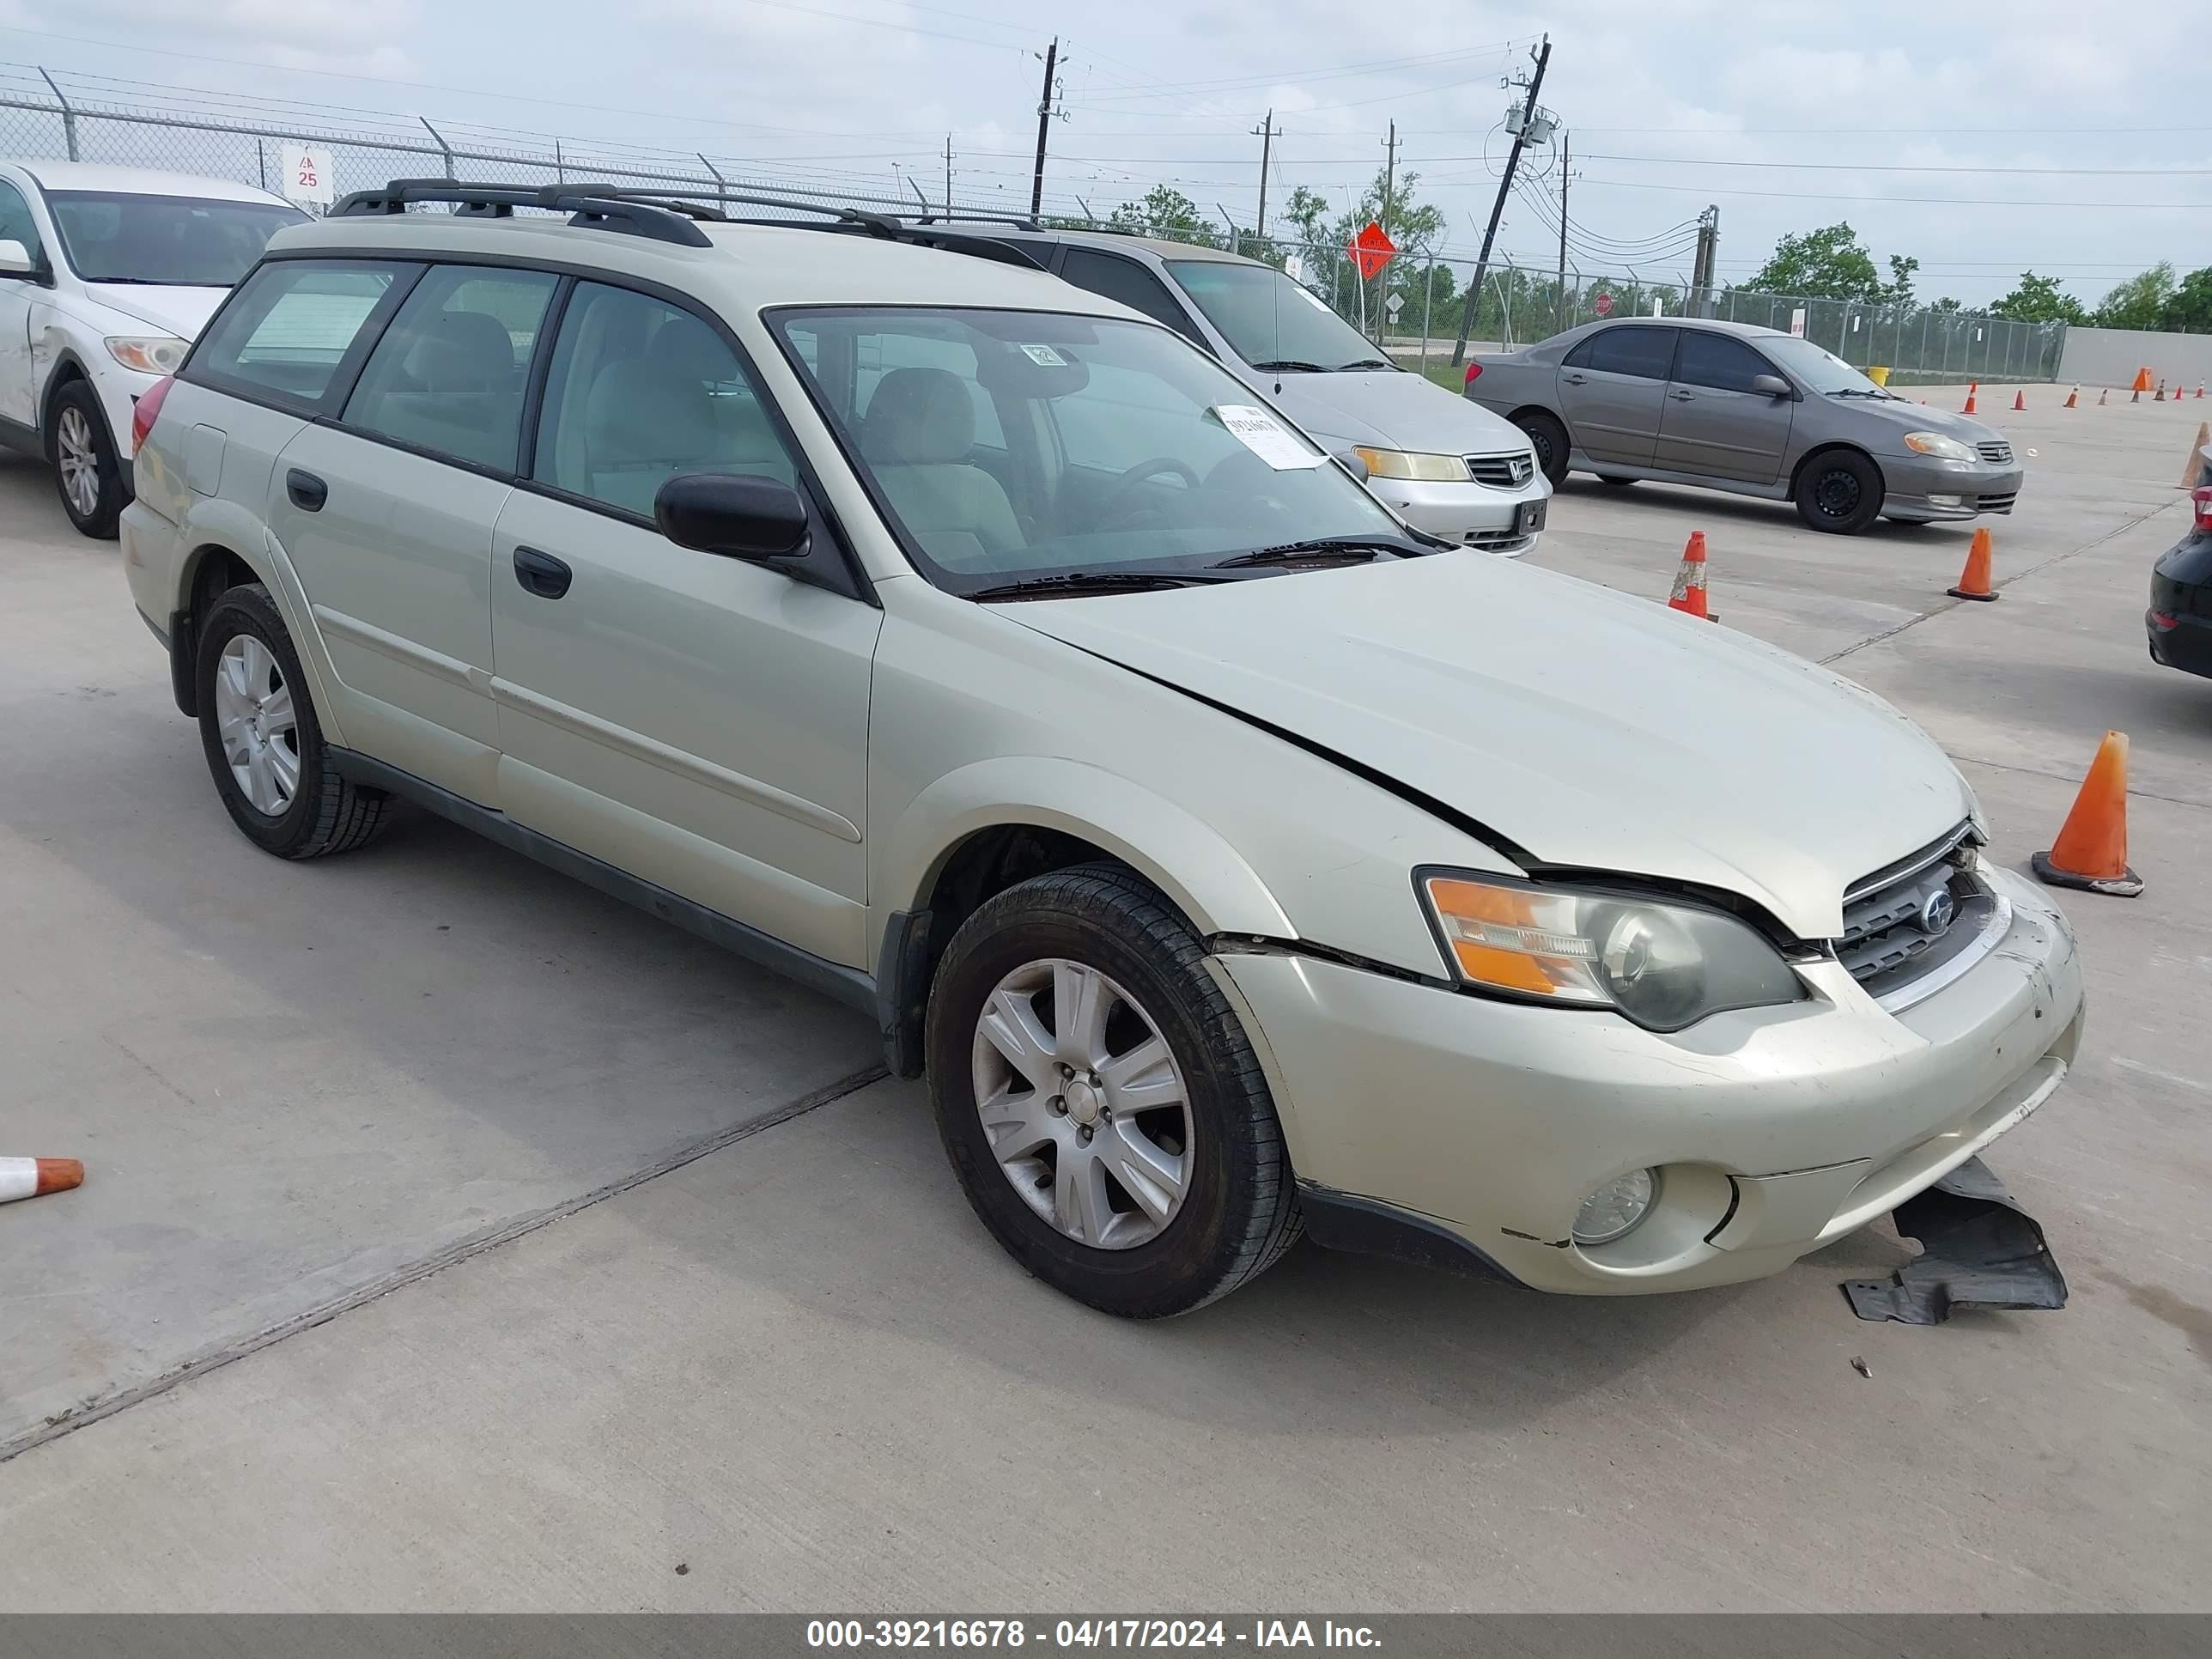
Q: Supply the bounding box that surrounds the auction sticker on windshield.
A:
[1212,404,1327,470]
[1017,343,1067,367]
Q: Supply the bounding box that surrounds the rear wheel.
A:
[925,864,1301,1318]
[49,381,125,539]
[1794,449,1885,534]
[1514,410,1571,486]
[196,582,390,859]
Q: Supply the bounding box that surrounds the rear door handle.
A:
[1670,388,1697,401]
[512,545,572,600]
[285,469,327,512]
[1561,373,1588,386]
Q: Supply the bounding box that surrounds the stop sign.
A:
[1594,291,1614,318]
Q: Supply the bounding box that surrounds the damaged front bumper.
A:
[1215,864,2083,1295]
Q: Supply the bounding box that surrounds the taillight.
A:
[2193,484,2212,532]
[2149,611,2179,630]
[1463,362,1484,386]
[131,375,173,458]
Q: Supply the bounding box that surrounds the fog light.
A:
[1925,493,1965,507]
[1573,1169,1656,1245]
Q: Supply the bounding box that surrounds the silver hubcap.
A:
[971,957,1194,1251]
[57,406,101,518]
[213,635,301,817]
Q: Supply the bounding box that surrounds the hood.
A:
[1832,394,2004,445]
[1008,556,1973,940]
[1266,368,1533,455]
[70,283,230,340]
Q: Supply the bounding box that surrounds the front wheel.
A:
[1794,449,1885,534]
[925,865,1302,1317]
[1514,410,1571,486]
[49,381,125,539]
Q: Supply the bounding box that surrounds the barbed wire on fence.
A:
[0,61,2065,383]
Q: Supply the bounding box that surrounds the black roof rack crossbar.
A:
[332,179,714,247]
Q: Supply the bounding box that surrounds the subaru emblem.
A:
[1917,889,1957,937]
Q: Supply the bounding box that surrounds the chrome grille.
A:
[1837,822,2002,1006]
[1977,441,2013,465]
[1468,452,1534,489]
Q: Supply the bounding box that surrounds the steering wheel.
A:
[1100,455,1203,526]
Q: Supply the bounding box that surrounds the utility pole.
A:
[1029,37,1060,222]
[1555,129,1571,333]
[1691,204,1720,316]
[945,133,953,216]
[1451,33,1551,367]
[1374,120,1398,343]
[1252,109,1277,238]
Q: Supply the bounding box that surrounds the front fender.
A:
[878,754,1299,951]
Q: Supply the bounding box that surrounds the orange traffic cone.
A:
[1667,531,1711,621]
[1962,381,1978,415]
[0,1157,82,1205]
[2155,380,2167,401]
[2181,422,2210,489]
[2031,732,2142,897]
[2012,388,2027,410]
[2197,382,2205,399]
[2063,386,2079,409]
[1947,526,1998,601]
[2099,388,2108,406]
[2133,367,2154,392]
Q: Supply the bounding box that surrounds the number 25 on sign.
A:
[279,143,335,207]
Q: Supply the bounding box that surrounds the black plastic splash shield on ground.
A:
[1843,1155,2069,1324]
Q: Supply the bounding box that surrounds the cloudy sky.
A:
[0,0,2203,306]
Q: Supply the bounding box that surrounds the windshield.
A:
[1164,260,1389,372]
[45,191,308,287]
[1758,335,1890,397]
[771,307,1408,593]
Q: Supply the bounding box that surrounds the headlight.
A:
[1902,431,1975,463]
[1418,871,1805,1032]
[1352,446,1472,483]
[106,336,189,375]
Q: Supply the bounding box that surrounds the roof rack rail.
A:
[332,179,716,248]
[331,179,1050,270]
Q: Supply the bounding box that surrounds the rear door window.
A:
[340,264,559,474]
[186,259,412,409]
[1565,326,1680,380]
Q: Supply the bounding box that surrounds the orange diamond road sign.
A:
[1352,221,1396,281]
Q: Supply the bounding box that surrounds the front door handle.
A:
[512,545,572,600]
[1670,388,1697,401]
[285,469,327,512]
[1561,372,1588,386]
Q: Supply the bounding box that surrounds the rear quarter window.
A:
[187,260,412,410]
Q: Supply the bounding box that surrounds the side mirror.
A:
[1334,448,1370,483]
[654,472,811,561]
[1749,373,1792,398]
[0,240,33,277]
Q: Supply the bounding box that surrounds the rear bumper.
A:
[1369,471,1552,555]
[1879,457,2024,521]
[2148,604,2212,678]
[1219,862,2082,1295]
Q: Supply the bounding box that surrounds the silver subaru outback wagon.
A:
[122,182,2082,1317]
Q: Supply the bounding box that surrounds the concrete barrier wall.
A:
[2057,326,2212,391]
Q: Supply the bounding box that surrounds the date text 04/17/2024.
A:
[804,1620,1382,1649]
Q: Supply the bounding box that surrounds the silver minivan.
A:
[976,228,1552,555]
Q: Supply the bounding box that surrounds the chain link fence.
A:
[1,62,2063,385]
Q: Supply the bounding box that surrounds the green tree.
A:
[1987,270,2087,325]
[1928,296,1963,313]
[1742,222,1887,301]
[2094,262,2175,330]
[2157,265,2212,333]
[1881,254,1919,305]
[1105,185,1218,249]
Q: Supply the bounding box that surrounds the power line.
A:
[1574,176,2212,210]
[1576,153,2212,177]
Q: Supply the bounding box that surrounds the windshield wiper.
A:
[964,569,1238,602]
[1828,387,1899,399]
[1211,536,1421,569]
[1249,359,1329,373]
[1334,357,1397,372]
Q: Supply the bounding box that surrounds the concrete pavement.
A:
[0,383,2207,1610]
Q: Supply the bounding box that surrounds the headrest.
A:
[585,357,717,468]
[402,308,514,395]
[860,366,975,465]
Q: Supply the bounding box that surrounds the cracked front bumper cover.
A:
[1843,1156,2068,1323]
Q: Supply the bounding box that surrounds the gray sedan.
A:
[1465,318,2024,534]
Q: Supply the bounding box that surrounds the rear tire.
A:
[1794,449,1885,535]
[1514,410,1571,486]
[925,863,1301,1318]
[196,582,390,859]
[49,381,125,540]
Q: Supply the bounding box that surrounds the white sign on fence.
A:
[1789,308,1807,337]
[1385,291,1404,319]
[280,144,334,206]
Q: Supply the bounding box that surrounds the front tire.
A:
[196,582,389,859]
[1794,449,1885,534]
[925,864,1302,1317]
[49,381,125,539]
[1514,410,1571,486]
